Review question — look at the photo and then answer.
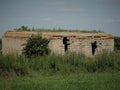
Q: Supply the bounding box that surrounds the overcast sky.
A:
[0,0,120,37]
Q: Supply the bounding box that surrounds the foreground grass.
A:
[0,51,120,90]
[0,51,120,76]
[0,72,120,90]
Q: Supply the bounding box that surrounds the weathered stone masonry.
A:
[2,31,114,56]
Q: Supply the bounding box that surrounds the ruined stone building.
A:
[2,31,114,56]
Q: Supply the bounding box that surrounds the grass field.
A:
[0,51,120,90]
[0,72,120,90]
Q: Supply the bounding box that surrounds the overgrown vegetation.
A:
[0,38,1,50]
[0,38,2,55]
[29,51,120,74]
[0,51,120,77]
[14,26,104,33]
[22,35,50,58]
[114,36,120,51]
[14,26,31,31]
[0,55,28,77]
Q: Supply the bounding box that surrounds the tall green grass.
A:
[0,55,28,77]
[95,51,120,72]
[0,51,120,77]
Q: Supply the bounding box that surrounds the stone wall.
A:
[2,31,114,56]
[2,37,27,55]
[48,36,114,56]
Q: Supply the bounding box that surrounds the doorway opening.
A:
[91,41,97,55]
[63,37,70,52]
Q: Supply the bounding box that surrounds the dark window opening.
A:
[63,37,70,52]
[99,43,102,45]
[91,41,97,55]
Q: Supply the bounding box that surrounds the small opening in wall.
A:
[63,37,70,52]
[91,41,97,55]
[99,43,102,45]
